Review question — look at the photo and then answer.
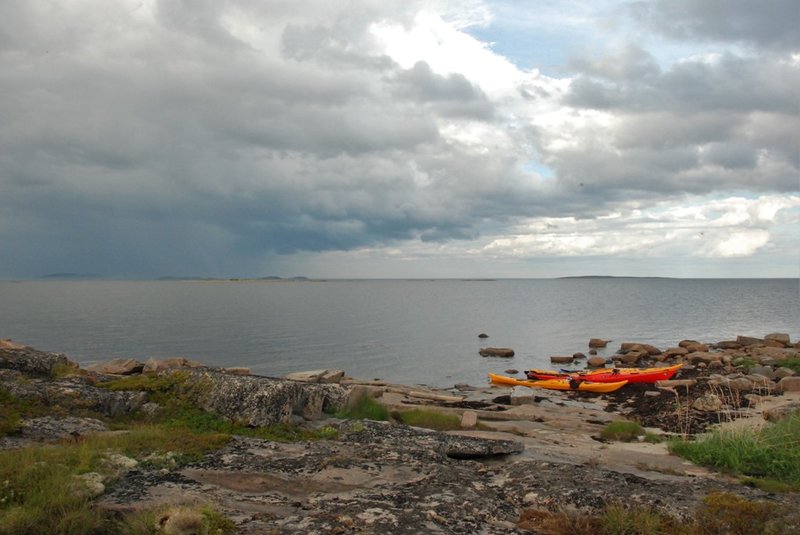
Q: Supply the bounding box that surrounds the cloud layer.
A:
[0,0,797,277]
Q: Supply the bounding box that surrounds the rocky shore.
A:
[1,334,799,533]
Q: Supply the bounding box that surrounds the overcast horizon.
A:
[2,1,799,280]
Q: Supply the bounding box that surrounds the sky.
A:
[1,0,798,279]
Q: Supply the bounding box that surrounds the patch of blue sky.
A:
[522,160,555,179]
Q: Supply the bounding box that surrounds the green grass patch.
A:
[779,357,800,373]
[732,356,757,370]
[335,396,389,421]
[602,503,674,535]
[669,411,800,488]
[396,409,462,431]
[0,424,231,535]
[600,420,645,442]
[692,492,790,535]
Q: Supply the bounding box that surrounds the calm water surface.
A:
[1,279,797,387]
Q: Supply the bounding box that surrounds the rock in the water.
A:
[587,356,607,367]
[479,347,515,358]
[478,333,489,339]
[572,352,587,359]
[588,338,608,348]
[550,356,573,364]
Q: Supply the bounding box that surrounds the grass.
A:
[669,410,800,489]
[732,356,757,370]
[0,425,231,535]
[335,396,389,421]
[396,409,462,431]
[517,494,800,535]
[779,357,800,373]
[600,420,645,442]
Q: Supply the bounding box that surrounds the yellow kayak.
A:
[488,373,628,393]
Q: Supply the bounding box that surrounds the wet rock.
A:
[615,351,645,365]
[478,333,489,339]
[715,340,742,350]
[588,338,608,348]
[479,348,515,358]
[86,358,145,375]
[504,369,519,375]
[550,356,573,364]
[573,352,587,359]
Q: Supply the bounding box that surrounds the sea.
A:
[1,278,798,387]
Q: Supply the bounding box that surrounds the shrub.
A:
[600,420,645,442]
[396,409,461,431]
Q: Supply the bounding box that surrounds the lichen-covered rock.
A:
[187,371,349,426]
[1,372,149,417]
[20,416,108,441]
[0,346,77,376]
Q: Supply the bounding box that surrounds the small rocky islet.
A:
[1,333,799,533]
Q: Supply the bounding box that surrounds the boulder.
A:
[749,365,775,380]
[715,341,742,350]
[614,352,644,365]
[774,367,797,379]
[550,356,573,364]
[143,357,204,373]
[619,343,660,356]
[20,416,108,441]
[588,338,608,348]
[736,335,764,347]
[0,346,78,376]
[504,369,519,375]
[679,340,709,353]
[0,339,26,350]
[188,371,349,425]
[763,402,800,422]
[285,369,345,383]
[479,348,515,358]
[587,356,607,368]
[777,376,800,393]
[692,393,723,412]
[688,352,722,366]
[655,379,696,390]
[764,333,790,346]
[460,411,478,428]
[221,367,251,376]
[572,352,587,359]
[85,358,144,376]
[661,347,689,359]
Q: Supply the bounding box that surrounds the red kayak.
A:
[525,364,682,384]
